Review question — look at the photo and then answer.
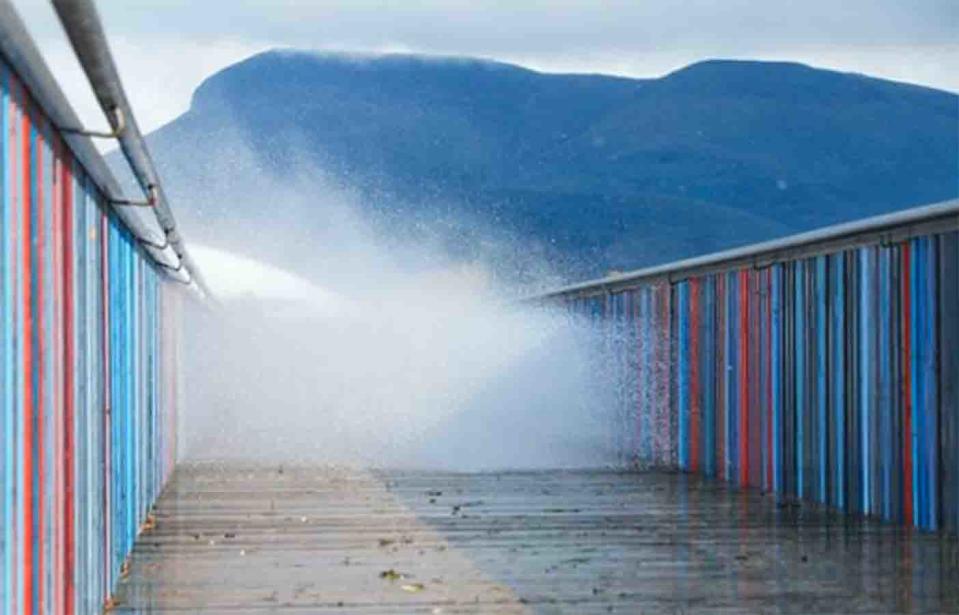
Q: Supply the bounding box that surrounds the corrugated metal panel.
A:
[558,232,959,533]
[0,57,181,613]
[940,232,959,534]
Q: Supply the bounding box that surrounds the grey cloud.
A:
[13,0,959,94]
[36,1,956,52]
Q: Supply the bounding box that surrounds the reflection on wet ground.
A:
[115,464,959,613]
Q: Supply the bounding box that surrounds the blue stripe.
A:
[1,63,13,615]
[816,256,827,503]
[832,254,845,511]
[703,276,715,477]
[771,266,782,492]
[129,237,136,546]
[908,239,922,527]
[13,85,25,615]
[795,260,805,498]
[110,219,120,578]
[917,237,938,529]
[859,248,871,514]
[878,248,892,520]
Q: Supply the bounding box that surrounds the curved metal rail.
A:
[0,0,191,279]
[0,0,209,295]
[50,0,210,296]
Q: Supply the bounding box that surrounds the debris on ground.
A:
[401,582,426,592]
[140,513,157,533]
[379,568,405,581]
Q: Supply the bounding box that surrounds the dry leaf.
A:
[379,568,404,581]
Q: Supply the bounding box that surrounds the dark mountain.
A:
[137,50,958,283]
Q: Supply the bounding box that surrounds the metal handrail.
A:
[0,0,189,280]
[50,0,210,297]
[529,198,959,301]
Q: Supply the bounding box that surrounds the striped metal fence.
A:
[548,202,958,533]
[0,53,182,614]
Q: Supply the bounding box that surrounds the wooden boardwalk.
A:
[115,464,959,613]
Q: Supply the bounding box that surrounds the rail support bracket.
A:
[111,184,158,208]
[59,105,125,139]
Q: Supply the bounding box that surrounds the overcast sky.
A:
[12,0,959,134]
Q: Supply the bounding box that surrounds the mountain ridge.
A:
[131,50,959,283]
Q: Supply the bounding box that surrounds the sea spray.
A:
[181,250,620,470]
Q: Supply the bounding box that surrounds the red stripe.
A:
[8,80,19,615]
[50,137,61,615]
[738,270,749,486]
[21,95,34,615]
[635,290,645,456]
[62,148,76,615]
[35,126,46,615]
[765,269,773,492]
[661,285,671,463]
[901,244,913,526]
[650,289,659,461]
[689,278,700,471]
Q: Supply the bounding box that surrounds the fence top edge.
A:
[527,198,959,302]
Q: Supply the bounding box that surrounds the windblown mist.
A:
[176,146,624,471]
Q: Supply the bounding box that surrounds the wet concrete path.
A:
[115,464,959,613]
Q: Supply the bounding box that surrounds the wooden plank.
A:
[116,464,959,614]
